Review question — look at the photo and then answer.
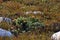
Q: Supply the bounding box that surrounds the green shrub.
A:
[15,16,45,29]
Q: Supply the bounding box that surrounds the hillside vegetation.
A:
[0,0,60,40]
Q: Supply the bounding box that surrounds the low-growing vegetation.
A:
[0,0,60,40]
